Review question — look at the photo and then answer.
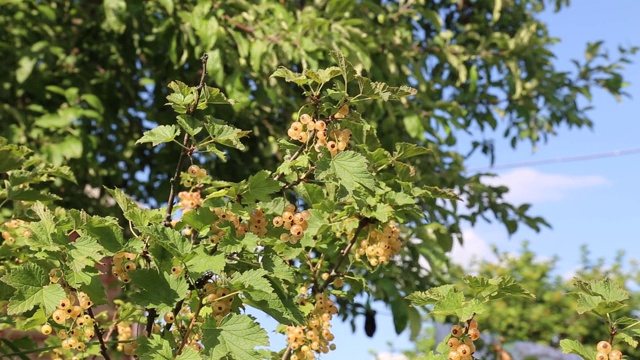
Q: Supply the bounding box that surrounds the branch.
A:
[281,344,293,360]
[163,54,209,227]
[176,295,204,355]
[145,307,157,336]
[87,307,111,360]
[317,218,369,293]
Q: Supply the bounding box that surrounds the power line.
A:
[468,147,640,172]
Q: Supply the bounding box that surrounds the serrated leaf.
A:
[230,269,273,294]
[406,285,456,306]
[136,125,180,146]
[139,224,192,258]
[67,236,104,273]
[242,171,281,203]
[202,314,269,360]
[463,275,535,300]
[204,118,250,151]
[136,334,174,360]
[270,67,311,86]
[129,270,189,310]
[560,339,595,359]
[1,264,65,315]
[176,114,203,136]
[330,151,375,193]
[393,143,431,160]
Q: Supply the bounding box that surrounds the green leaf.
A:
[1,264,65,315]
[67,236,104,274]
[393,142,430,160]
[136,334,174,360]
[202,314,269,360]
[270,67,311,86]
[330,151,375,193]
[177,115,203,136]
[136,125,180,146]
[242,171,281,203]
[129,269,189,311]
[204,119,250,151]
[16,56,37,83]
[560,339,595,360]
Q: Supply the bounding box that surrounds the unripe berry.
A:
[196,168,207,179]
[597,341,612,354]
[40,324,52,335]
[321,272,330,281]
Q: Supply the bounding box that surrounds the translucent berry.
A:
[164,312,175,323]
[187,165,200,176]
[171,266,183,276]
[315,120,327,131]
[40,324,52,335]
[468,327,480,341]
[299,114,312,124]
[457,344,471,356]
[597,341,612,354]
[447,337,461,349]
[450,324,463,337]
[272,216,284,227]
[609,350,623,360]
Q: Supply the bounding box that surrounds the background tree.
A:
[1,0,636,348]
[400,243,640,359]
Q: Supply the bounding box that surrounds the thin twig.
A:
[281,344,293,360]
[280,166,315,191]
[176,295,204,355]
[87,307,111,360]
[318,218,369,293]
[102,308,119,345]
[163,54,209,227]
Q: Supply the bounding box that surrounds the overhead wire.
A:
[468,147,640,172]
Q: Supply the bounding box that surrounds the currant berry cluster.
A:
[203,282,235,322]
[43,292,95,354]
[285,292,338,360]
[178,191,203,212]
[1,219,31,246]
[111,251,137,283]
[272,204,311,244]
[287,113,323,144]
[596,341,623,360]
[355,221,402,266]
[115,322,138,356]
[315,128,352,158]
[187,164,208,179]
[446,320,480,360]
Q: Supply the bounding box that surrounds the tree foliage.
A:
[0,0,638,359]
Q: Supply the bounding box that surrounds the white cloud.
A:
[481,168,609,203]
[375,352,409,360]
[449,228,496,267]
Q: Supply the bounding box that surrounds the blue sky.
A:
[288,1,640,359]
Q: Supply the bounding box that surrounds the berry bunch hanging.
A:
[285,292,338,360]
[272,204,311,244]
[355,221,402,266]
[596,341,623,360]
[111,251,137,283]
[1,218,31,246]
[203,281,236,322]
[42,292,95,356]
[446,320,481,360]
